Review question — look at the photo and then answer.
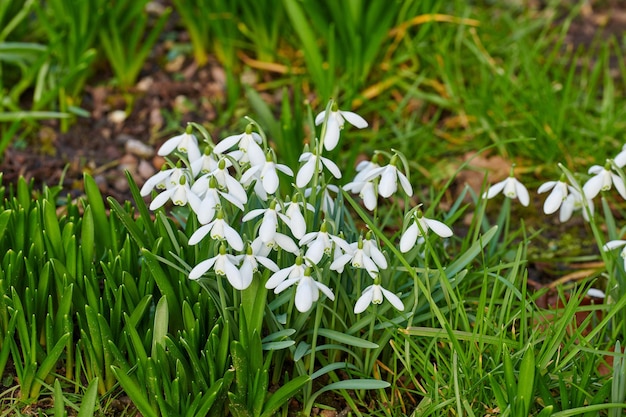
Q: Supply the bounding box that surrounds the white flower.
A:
[209,158,249,204]
[140,166,187,197]
[296,152,342,188]
[354,284,404,314]
[400,210,453,253]
[583,162,626,200]
[538,179,569,215]
[213,127,265,167]
[188,212,244,251]
[284,198,313,239]
[265,256,309,290]
[149,175,200,210]
[189,245,245,289]
[483,175,530,206]
[242,200,290,243]
[158,131,201,163]
[361,162,412,199]
[300,221,350,264]
[344,162,381,210]
[603,239,626,270]
[303,185,339,216]
[240,152,294,195]
[587,288,606,299]
[190,176,247,224]
[330,236,387,277]
[235,245,280,290]
[315,106,368,151]
[559,186,593,222]
[190,151,219,177]
[251,232,299,257]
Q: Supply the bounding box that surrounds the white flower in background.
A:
[188,210,244,251]
[296,152,342,188]
[270,264,334,313]
[354,283,404,314]
[603,239,626,270]
[235,244,280,290]
[538,177,569,215]
[362,234,388,270]
[149,174,200,210]
[303,185,339,216]
[300,221,350,264]
[400,209,453,253]
[240,151,294,195]
[559,186,593,222]
[212,124,266,167]
[344,161,381,210]
[315,105,368,151]
[158,128,201,163]
[140,166,187,197]
[265,255,309,290]
[614,144,626,168]
[583,161,626,200]
[361,155,412,199]
[284,197,313,239]
[330,236,386,277]
[191,149,219,177]
[251,232,299,257]
[587,287,606,299]
[483,172,530,206]
[242,199,290,243]
[189,244,246,289]
[209,157,249,202]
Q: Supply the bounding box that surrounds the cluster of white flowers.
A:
[140,102,455,315]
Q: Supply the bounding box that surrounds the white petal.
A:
[615,150,626,168]
[296,158,316,188]
[273,233,299,254]
[543,187,564,214]
[603,240,626,251]
[259,214,277,243]
[424,218,453,238]
[612,174,626,199]
[149,189,173,210]
[274,276,301,294]
[224,175,248,204]
[321,157,342,179]
[295,277,316,312]
[588,165,603,174]
[340,111,368,128]
[188,223,213,245]
[323,118,341,151]
[397,171,413,197]
[189,257,217,280]
[315,281,335,301]
[314,111,326,125]
[559,198,575,222]
[378,167,397,198]
[330,254,352,271]
[224,225,244,251]
[587,288,606,298]
[583,175,604,199]
[354,286,374,314]
[275,163,294,176]
[242,208,265,222]
[213,134,243,154]
[361,183,378,211]
[380,287,404,311]
[369,246,387,269]
[514,180,530,206]
[157,135,183,156]
[400,222,419,253]
[225,261,248,290]
[266,266,294,289]
[240,164,261,184]
[537,181,556,194]
[287,210,307,239]
[262,166,280,194]
[484,179,507,199]
[256,256,279,272]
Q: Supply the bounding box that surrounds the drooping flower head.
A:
[582,160,626,200]
[483,166,529,206]
[158,125,201,163]
[315,101,368,152]
[400,207,453,253]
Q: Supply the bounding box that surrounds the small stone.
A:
[138,159,156,180]
[136,76,154,92]
[125,139,155,159]
[108,110,127,124]
[114,176,130,192]
[119,154,138,173]
[152,155,166,170]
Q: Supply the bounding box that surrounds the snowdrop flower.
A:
[190,176,246,224]
[140,165,188,197]
[330,236,386,277]
[614,144,626,168]
[271,264,334,313]
[190,147,219,177]
[603,239,626,270]
[235,244,280,290]
[188,210,244,251]
[538,176,569,215]
[212,124,266,167]
[265,255,309,290]
[354,283,404,314]
[251,232,299,257]
[284,196,313,239]
[344,161,381,210]
[209,158,248,202]
[303,185,340,216]
[483,171,530,206]
[315,104,368,151]
[587,287,606,299]
[361,154,412,198]
[300,220,350,264]
[583,161,626,200]
[242,199,290,243]
[189,244,245,289]
[149,174,200,211]
[158,127,201,163]
[362,233,388,270]
[559,186,593,222]
[240,150,294,195]
[296,152,342,188]
[400,209,453,253]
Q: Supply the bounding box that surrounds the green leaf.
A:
[108,197,147,248]
[141,248,183,330]
[151,295,169,357]
[316,328,378,349]
[260,375,310,417]
[77,378,99,417]
[111,366,158,417]
[83,173,111,250]
[518,344,536,416]
[81,205,95,267]
[29,333,70,399]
